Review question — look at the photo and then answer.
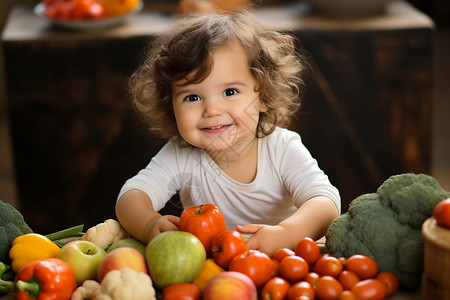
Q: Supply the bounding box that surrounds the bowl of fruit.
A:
[34,0,144,30]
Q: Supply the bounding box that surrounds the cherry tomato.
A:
[351,279,387,300]
[279,255,309,282]
[339,290,357,300]
[433,198,450,228]
[272,248,295,262]
[338,270,360,290]
[295,237,320,265]
[313,255,343,277]
[345,255,378,280]
[286,281,314,300]
[180,204,227,253]
[163,283,202,300]
[271,258,280,277]
[72,0,93,19]
[315,276,344,300]
[87,3,104,19]
[211,230,248,269]
[375,271,399,296]
[261,276,290,300]
[55,1,72,20]
[304,272,320,288]
[229,249,273,288]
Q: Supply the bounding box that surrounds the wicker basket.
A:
[422,217,450,300]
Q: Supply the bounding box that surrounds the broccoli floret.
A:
[326,173,450,290]
[0,200,33,263]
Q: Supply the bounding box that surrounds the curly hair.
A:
[129,10,305,143]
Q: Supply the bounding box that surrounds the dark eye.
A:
[223,88,238,97]
[184,94,201,102]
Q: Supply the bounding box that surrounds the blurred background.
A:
[1,0,449,234]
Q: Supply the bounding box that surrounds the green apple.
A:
[58,240,106,284]
[146,231,206,290]
[107,237,146,256]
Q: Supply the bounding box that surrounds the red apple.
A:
[203,271,257,300]
[97,247,148,282]
[58,240,106,284]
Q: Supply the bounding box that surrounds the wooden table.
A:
[2,1,434,234]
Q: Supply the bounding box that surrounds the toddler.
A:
[116,10,340,256]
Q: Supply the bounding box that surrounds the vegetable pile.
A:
[1,173,448,299]
[325,173,450,290]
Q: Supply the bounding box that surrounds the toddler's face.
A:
[171,40,266,156]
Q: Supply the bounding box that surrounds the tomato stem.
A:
[195,205,205,215]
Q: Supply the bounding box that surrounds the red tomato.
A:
[279,255,309,282]
[295,237,320,265]
[433,198,450,228]
[163,283,202,300]
[44,3,58,18]
[180,204,226,253]
[271,258,280,277]
[304,272,320,288]
[286,281,314,300]
[261,276,290,300]
[55,1,72,20]
[313,255,343,277]
[351,279,387,300]
[87,3,104,19]
[272,248,295,262]
[339,290,357,300]
[315,276,344,300]
[345,255,378,280]
[229,250,273,288]
[72,0,93,19]
[210,230,248,269]
[375,271,399,296]
[338,270,360,290]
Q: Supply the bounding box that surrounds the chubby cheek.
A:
[174,110,200,144]
[235,105,260,130]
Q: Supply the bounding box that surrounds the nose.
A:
[202,98,223,118]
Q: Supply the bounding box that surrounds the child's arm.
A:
[116,189,180,244]
[237,196,339,256]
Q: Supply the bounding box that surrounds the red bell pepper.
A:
[14,258,77,300]
[179,204,227,253]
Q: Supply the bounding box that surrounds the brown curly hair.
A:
[129,10,305,143]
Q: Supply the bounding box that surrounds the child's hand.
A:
[148,215,180,241]
[237,224,292,257]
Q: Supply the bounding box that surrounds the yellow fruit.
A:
[96,0,140,17]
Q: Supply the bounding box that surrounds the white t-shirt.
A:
[118,127,340,230]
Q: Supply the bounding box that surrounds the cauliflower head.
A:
[326,173,450,290]
[95,268,156,300]
[80,219,129,250]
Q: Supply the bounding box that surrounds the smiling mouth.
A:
[201,124,232,133]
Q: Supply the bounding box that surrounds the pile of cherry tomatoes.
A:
[42,0,139,21]
[43,0,105,20]
[170,204,399,299]
[262,237,399,299]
